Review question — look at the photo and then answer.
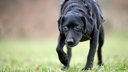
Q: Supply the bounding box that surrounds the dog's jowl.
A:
[56,0,104,70]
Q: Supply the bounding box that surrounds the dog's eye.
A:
[74,26,81,31]
[63,27,68,32]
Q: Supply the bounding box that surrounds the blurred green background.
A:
[0,0,128,72]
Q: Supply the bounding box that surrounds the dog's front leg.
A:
[83,29,99,70]
[66,47,72,68]
[56,34,69,70]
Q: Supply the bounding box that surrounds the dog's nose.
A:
[67,38,74,46]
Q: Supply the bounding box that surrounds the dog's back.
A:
[60,0,85,15]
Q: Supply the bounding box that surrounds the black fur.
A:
[56,0,104,70]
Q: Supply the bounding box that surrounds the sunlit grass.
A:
[0,33,128,72]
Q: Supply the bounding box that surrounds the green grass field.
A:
[0,33,128,72]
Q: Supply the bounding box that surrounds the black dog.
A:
[56,0,104,70]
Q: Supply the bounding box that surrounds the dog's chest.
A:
[80,34,91,42]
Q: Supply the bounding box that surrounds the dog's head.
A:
[58,13,93,47]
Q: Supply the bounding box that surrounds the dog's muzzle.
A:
[66,38,75,47]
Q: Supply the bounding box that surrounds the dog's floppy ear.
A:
[81,16,94,34]
[58,16,64,34]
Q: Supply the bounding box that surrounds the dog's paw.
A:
[82,67,92,70]
[82,65,92,70]
[98,62,104,66]
[61,66,69,70]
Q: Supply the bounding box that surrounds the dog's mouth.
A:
[66,42,79,48]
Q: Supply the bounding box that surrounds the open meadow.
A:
[0,0,128,72]
[0,32,128,72]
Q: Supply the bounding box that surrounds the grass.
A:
[0,32,128,72]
